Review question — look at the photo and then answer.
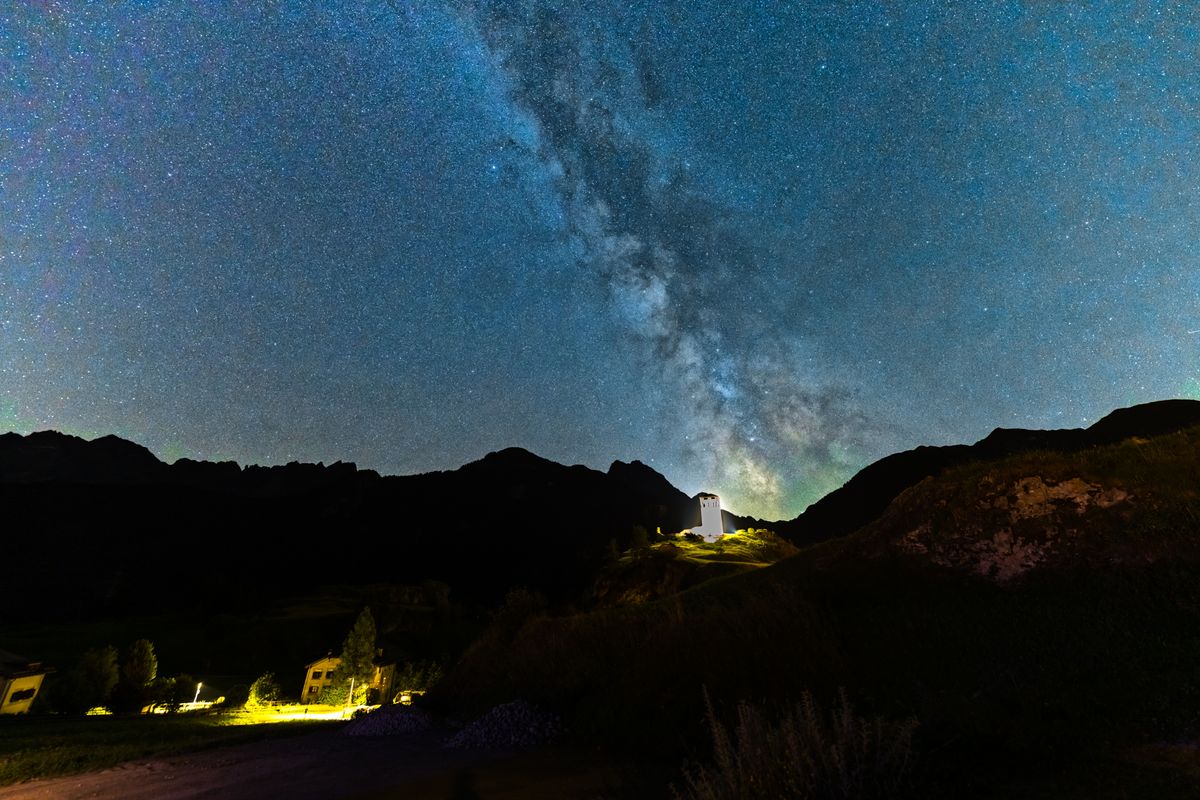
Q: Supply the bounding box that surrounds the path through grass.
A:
[0,713,342,787]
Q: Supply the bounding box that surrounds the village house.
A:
[300,653,395,705]
[0,650,50,715]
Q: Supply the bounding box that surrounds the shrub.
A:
[317,682,351,706]
[674,689,917,800]
[246,672,282,708]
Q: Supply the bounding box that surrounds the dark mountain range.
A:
[0,434,717,620]
[5,398,1198,624]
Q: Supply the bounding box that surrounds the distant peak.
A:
[24,429,86,444]
[485,446,539,460]
[607,458,656,476]
[468,447,558,470]
[90,433,161,456]
[1087,399,1200,442]
[0,429,166,484]
[607,459,689,498]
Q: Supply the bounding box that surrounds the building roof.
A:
[304,655,341,669]
[0,649,46,677]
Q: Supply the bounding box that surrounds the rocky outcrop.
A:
[842,461,1162,583]
[774,399,1200,547]
[891,475,1133,581]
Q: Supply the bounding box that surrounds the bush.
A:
[317,682,350,706]
[674,689,917,800]
[246,673,282,708]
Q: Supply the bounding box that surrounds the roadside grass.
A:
[0,713,342,787]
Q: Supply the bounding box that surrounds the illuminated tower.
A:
[693,493,725,542]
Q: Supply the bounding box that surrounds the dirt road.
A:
[0,727,642,800]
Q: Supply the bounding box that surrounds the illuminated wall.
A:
[300,656,394,705]
[300,656,341,704]
[0,673,45,715]
[693,493,726,542]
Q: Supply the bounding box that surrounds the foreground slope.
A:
[436,417,1200,794]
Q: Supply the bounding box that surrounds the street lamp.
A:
[193,682,202,705]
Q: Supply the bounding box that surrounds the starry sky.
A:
[2,1,1199,519]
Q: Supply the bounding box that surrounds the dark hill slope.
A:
[835,422,1200,578]
[437,422,1200,794]
[772,398,1200,545]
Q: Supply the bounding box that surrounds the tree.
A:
[123,639,158,687]
[394,660,442,696]
[110,639,158,713]
[337,607,377,705]
[56,645,119,712]
[631,524,650,550]
[246,673,282,708]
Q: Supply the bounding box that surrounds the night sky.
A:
[3,2,1198,519]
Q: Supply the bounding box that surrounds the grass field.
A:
[0,712,342,787]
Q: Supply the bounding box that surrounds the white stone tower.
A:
[693,492,725,542]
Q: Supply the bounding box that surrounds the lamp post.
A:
[193,682,202,705]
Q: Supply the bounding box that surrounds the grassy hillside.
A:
[434,425,1200,796]
[590,529,799,606]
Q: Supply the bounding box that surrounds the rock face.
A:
[835,413,1200,583]
[892,475,1134,581]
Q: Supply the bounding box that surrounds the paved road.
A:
[0,728,632,800]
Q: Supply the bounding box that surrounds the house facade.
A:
[300,654,395,705]
[0,650,49,715]
[300,655,340,703]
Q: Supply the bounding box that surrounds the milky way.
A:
[2,2,1198,518]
